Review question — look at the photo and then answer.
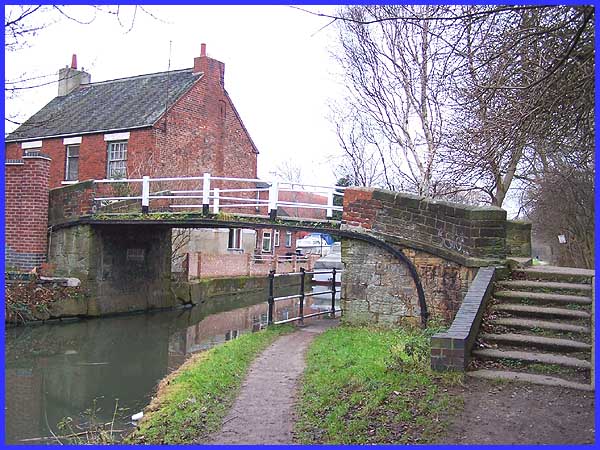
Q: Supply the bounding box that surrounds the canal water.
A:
[4,285,338,444]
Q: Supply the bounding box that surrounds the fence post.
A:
[202,172,211,215]
[141,176,150,214]
[299,267,306,326]
[326,190,333,219]
[268,180,278,220]
[267,269,275,325]
[330,268,337,318]
[212,187,220,214]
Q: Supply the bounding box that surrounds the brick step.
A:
[467,369,594,391]
[492,317,590,334]
[494,290,592,305]
[493,303,590,320]
[479,332,591,352]
[513,267,594,284]
[497,280,592,294]
[472,348,591,369]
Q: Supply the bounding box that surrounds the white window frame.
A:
[107,140,128,179]
[274,230,280,247]
[65,144,80,181]
[262,231,272,253]
[285,231,292,248]
[228,228,242,250]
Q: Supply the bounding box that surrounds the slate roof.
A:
[6,68,202,142]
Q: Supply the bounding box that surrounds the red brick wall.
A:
[342,188,379,229]
[197,253,250,278]
[5,155,51,270]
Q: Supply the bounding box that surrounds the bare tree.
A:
[330,5,456,197]
[5,5,163,128]
[317,5,593,210]
[443,6,594,207]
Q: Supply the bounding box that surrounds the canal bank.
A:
[4,279,330,444]
[5,273,304,326]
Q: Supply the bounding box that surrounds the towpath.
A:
[201,319,338,445]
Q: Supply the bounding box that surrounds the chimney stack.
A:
[193,43,225,86]
[58,54,91,97]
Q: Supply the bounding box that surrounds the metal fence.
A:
[267,268,342,326]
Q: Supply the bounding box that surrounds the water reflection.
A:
[4,284,336,444]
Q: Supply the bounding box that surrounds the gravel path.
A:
[203,319,338,444]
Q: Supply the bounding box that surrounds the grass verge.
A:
[294,324,463,444]
[126,324,293,444]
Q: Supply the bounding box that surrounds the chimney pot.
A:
[71,54,77,69]
[200,43,206,57]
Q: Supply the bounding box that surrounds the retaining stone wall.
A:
[430,267,496,370]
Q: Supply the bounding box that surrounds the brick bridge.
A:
[5,158,531,325]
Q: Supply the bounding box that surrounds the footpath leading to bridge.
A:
[195,316,593,445]
[200,319,339,445]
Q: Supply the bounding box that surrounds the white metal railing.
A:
[93,173,345,219]
[250,254,310,264]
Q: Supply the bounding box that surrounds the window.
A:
[64,144,79,181]
[262,231,272,252]
[274,230,280,247]
[285,231,292,248]
[107,141,127,178]
[228,228,242,249]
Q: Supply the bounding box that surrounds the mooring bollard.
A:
[267,269,275,325]
[299,267,306,326]
[330,268,337,318]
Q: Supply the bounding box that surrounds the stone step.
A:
[472,348,591,369]
[495,290,592,305]
[492,317,590,334]
[493,303,590,320]
[479,332,591,352]
[467,369,594,391]
[513,267,594,283]
[497,280,592,294]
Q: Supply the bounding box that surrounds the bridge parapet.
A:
[342,187,508,265]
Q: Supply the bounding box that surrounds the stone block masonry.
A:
[343,188,508,265]
[506,220,532,258]
[341,187,512,327]
[5,154,52,271]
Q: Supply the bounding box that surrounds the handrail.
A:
[93,172,344,219]
[267,267,341,326]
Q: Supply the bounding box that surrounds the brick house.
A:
[5,45,258,186]
[5,45,327,273]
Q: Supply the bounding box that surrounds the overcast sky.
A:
[4,5,345,186]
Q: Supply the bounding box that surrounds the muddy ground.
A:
[441,377,595,445]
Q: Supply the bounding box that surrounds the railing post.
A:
[326,190,333,219]
[268,180,278,220]
[330,268,337,318]
[202,172,211,215]
[141,176,150,214]
[267,269,275,325]
[212,187,220,214]
[299,267,305,326]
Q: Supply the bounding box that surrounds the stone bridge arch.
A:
[340,188,511,327]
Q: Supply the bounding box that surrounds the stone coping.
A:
[431,266,496,371]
